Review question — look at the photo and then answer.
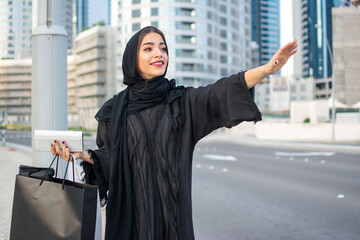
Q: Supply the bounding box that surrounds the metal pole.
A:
[32,0,68,172]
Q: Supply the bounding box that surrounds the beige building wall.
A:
[332,6,360,105]
[74,25,116,130]
[0,58,32,125]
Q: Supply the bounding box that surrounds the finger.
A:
[290,49,297,57]
[282,40,297,54]
[54,139,61,154]
[62,140,71,161]
[65,146,71,161]
[50,143,56,155]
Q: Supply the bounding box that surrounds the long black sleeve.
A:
[186,71,262,143]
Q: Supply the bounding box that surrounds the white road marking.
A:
[337,194,345,198]
[203,154,237,161]
[222,168,228,173]
[209,166,214,170]
[274,152,335,157]
[195,164,201,168]
[304,158,309,162]
[321,160,326,164]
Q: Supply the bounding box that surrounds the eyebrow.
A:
[141,42,166,47]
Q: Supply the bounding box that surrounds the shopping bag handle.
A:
[61,154,75,190]
[39,154,59,186]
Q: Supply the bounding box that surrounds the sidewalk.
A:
[1,135,359,239]
[0,145,32,240]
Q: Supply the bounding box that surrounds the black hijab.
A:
[95,27,185,239]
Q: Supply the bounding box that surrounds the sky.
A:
[280,0,294,76]
[111,0,295,76]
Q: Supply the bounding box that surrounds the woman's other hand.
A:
[50,140,93,164]
[265,40,298,75]
[50,140,82,161]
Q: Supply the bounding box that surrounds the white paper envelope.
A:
[34,130,84,152]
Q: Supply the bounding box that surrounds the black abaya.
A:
[83,71,262,239]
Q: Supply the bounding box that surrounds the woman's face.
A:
[137,32,168,80]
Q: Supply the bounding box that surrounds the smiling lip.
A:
[150,61,164,66]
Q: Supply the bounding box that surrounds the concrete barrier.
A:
[254,122,360,142]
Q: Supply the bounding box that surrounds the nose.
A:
[154,47,164,57]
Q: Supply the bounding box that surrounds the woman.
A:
[52,26,297,239]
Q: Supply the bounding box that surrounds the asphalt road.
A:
[192,141,360,240]
[3,130,360,239]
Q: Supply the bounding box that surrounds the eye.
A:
[144,47,152,52]
[161,47,167,52]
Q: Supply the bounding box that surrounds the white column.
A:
[31,0,68,174]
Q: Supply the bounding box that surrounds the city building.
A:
[292,0,351,100]
[251,0,281,67]
[255,75,314,112]
[332,4,360,105]
[63,0,74,49]
[0,0,33,60]
[0,59,32,125]
[74,25,116,129]
[116,0,252,88]
[76,0,112,34]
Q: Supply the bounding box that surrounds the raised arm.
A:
[244,40,297,89]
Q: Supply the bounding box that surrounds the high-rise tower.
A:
[116,0,252,88]
[0,0,33,59]
[251,0,281,67]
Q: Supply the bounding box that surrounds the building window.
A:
[132,0,141,4]
[151,8,158,16]
[207,24,212,33]
[220,17,227,26]
[132,23,140,31]
[151,21,158,27]
[207,38,212,46]
[220,55,227,64]
[177,7,195,17]
[176,35,196,44]
[220,42,227,51]
[207,11,212,20]
[219,4,226,13]
[220,30,227,39]
[132,9,141,18]
[221,68,228,76]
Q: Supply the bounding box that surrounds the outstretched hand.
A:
[266,40,298,75]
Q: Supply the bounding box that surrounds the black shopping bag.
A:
[10,156,98,240]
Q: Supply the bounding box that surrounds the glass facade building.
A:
[294,0,349,98]
[116,0,252,87]
[76,0,112,34]
[0,0,33,60]
[300,0,335,79]
[251,0,281,67]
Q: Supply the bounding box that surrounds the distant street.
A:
[4,130,360,239]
